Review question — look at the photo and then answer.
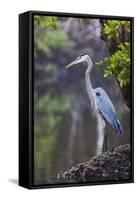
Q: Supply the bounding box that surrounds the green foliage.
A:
[103,20,130,39]
[96,20,131,88]
[34,15,74,57]
[35,30,74,57]
[96,42,130,87]
[103,20,120,39]
[34,15,58,29]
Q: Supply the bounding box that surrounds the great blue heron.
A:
[66,54,123,155]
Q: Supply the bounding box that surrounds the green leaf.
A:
[96,41,131,88]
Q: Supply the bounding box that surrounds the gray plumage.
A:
[66,54,123,136]
[94,87,123,134]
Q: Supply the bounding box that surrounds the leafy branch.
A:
[96,20,131,88]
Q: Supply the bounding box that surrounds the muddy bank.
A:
[57,144,131,182]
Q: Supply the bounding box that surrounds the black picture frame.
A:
[19,10,134,189]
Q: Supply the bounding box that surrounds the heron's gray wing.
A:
[95,88,123,134]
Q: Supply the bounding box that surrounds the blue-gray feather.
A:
[94,87,123,135]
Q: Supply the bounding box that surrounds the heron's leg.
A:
[103,131,108,153]
[96,114,106,155]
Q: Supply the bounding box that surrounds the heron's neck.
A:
[85,58,96,109]
[85,58,93,92]
[85,58,93,76]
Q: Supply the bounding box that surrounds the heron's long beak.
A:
[66,60,77,69]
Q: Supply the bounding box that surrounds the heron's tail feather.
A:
[114,119,123,135]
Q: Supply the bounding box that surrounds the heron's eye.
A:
[96,92,101,96]
[80,53,84,57]
[79,53,85,58]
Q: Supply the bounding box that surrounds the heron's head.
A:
[66,54,92,69]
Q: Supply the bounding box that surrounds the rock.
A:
[57,144,131,182]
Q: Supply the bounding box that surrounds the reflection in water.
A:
[67,98,82,166]
[34,87,130,185]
